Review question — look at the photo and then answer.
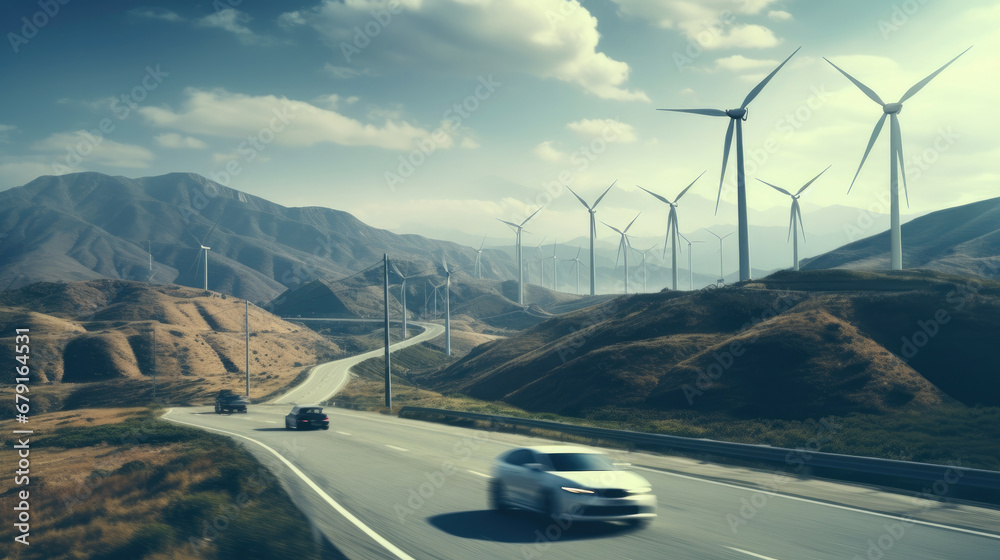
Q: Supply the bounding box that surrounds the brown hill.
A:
[424,270,1000,420]
[0,280,342,397]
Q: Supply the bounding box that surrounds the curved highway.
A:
[164,321,1000,559]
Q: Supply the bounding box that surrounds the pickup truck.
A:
[214,390,250,414]
[284,405,329,430]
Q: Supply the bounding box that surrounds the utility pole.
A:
[245,300,250,397]
[383,254,392,408]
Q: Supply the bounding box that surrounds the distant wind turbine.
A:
[603,213,640,294]
[390,261,415,338]
[757,165,831,271]
[703,229,734,285]
[824,47,971,270]
[660,47,800,282]
[441,256,452,356]
[633,244,657,293]
[183,210,224,291]
[498,207,542,305]
[473,235,487,278]
[637,170,705,291]
[546,239,560,291]
[679,233,705,290]
[567,181,615,295]
[563,245,588,295]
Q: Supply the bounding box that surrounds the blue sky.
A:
[2,0,997,249]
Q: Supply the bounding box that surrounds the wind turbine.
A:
[563,244,588,295]
[703,229,734,285]
[757,166,831,271]
[824,47,970,270]
[637,170,705,291]
[679,233,705,290]
[441,256,452,356]
[546,239,560,291]
[473,235,487,278]
[567,181,616,295]
[183,210,224,291]
[390,261,415,338]
[633,244,657,293]
[498,207,542,305]
[530,237,547,288]
[426,279,444,317]
[603,213,640,294]
[660,47,800,282]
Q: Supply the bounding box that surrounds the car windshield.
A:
[301,408,322,414]
[543,453,615,472]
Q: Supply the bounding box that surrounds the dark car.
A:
[215,390,250,414]
[284,405,330,430]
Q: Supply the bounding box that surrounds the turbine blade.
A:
[391,261,403,278]
[565,186,592,210]
[757,178,793,197]
[441,255,449,274]
[787,202,795,243]
[201,209,226,245]
[637,185,672,205]
[890,114,910,207]
[657,108,728,117]
[520,206,543,227]
[497,218,519,229]
[624,212,641,233]
[702,228,722,240]
[675,170,706,202]
[592,180,617,208]
[849,113,888,194]
[602,221,624,235]
[796,200,807,242]
[615,239,624,268]
[663,214,673,258]
[478,235,487,251]
[722,232,734,240]
[824,57,885,106]
[899,46,972,103]
[717,119,735,213]
[796,165,832,195]
[742,47,801,108]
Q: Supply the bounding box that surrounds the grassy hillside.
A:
[424,270,1000,421]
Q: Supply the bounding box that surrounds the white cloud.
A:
[610,0,782,49]
[154,133,208,149]
[130,8,184,22]
[566,119,637,143]
[197,9,264,44]
[768,10,793,22]
[31,131,154,168]
[139,88,448,151]
[712,55,779,72]
[0,160,66,188]
[534,141,567,163]
[281,0,648,102]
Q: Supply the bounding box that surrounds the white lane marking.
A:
[164,410,416,560]
[727,547,777,560]
[386,445,409,452]
[633,466,1000,540]
[263,421,277,424]
[467,470,490,478]
[337,431,352,436]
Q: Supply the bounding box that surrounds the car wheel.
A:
[541,491,562,521]
[489,481,510,512]
[322,426,329,430]
[214,404,220,414]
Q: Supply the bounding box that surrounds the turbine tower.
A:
[441,257,452,356]
[567,181,615,295]
[473,235,487,278]
[679,233,705,290]
[546,239,559,291]
[660,47,800,282]
[637,170,705,291]
[603,213,640,294]
[757,165,831,271]
[183,210,224,291]
[390,261,415,338]
[825,47,970,270]
[703,229,734,285]
[634,245,657,293]
[498,207,542,306]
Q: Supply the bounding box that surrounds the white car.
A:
[488,445,656,527]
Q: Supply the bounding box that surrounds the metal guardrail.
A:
[397,406,1000,491]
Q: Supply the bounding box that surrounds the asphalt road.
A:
[165,318,999,559]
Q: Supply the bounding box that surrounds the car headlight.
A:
[560,487,595,494]
[627,487,653,494]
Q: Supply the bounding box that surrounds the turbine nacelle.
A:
[726,108,748,120]
[883,102,903,114]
